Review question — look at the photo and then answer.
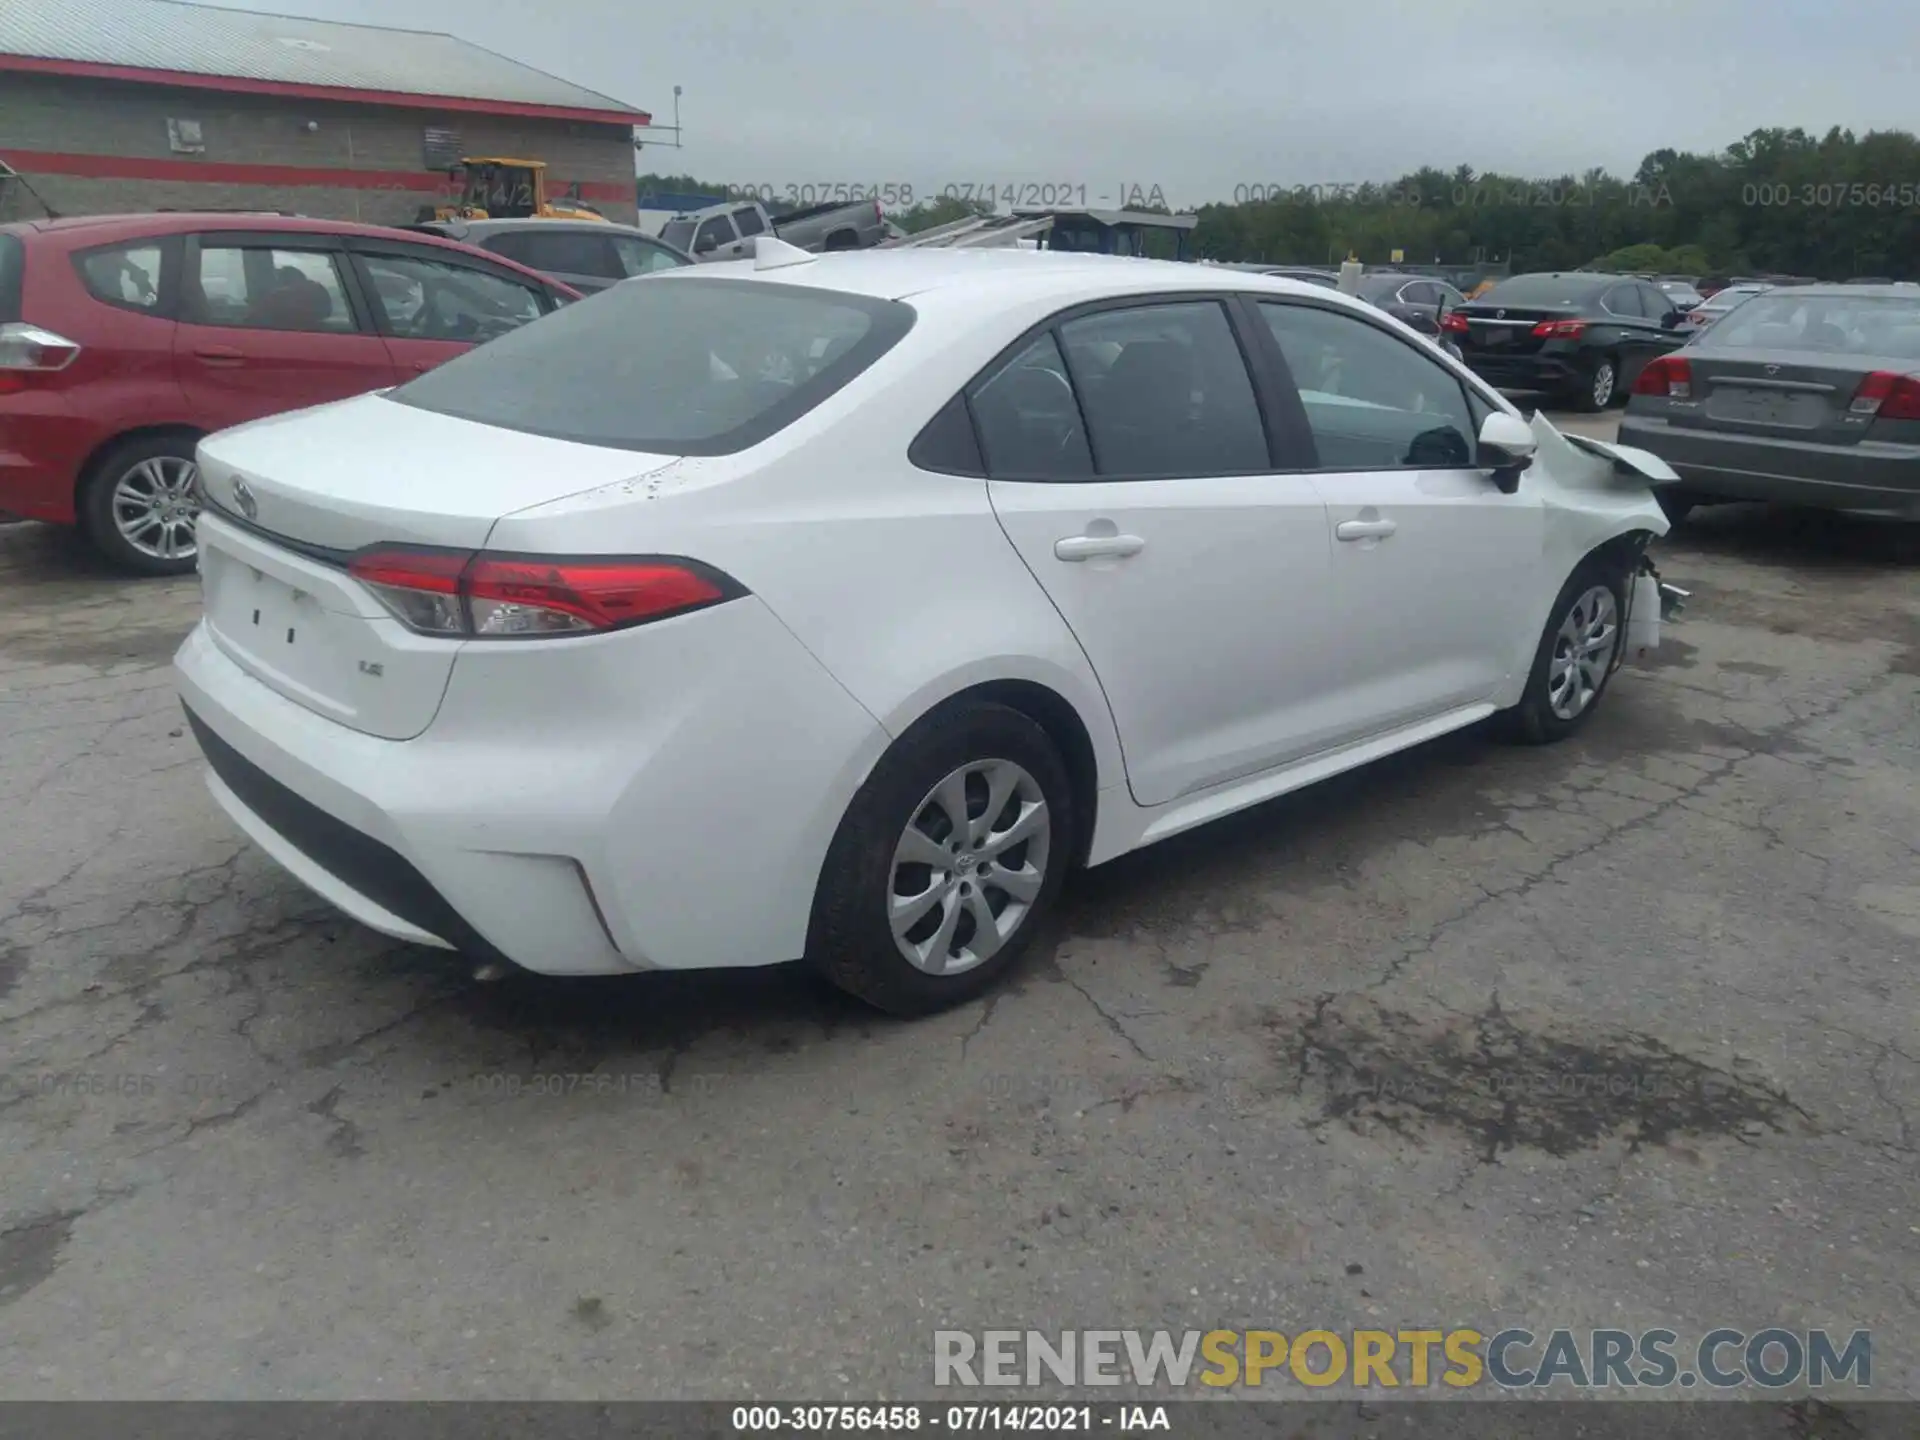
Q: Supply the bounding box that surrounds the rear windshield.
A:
[391,274,916,455]
[1701,293,1920,358]
[660,220,695,251]
[0,233,23,323]
[1476,275,1605,306]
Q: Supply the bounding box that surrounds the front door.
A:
[978,299,1341,808]
[174,233,397,432]
[1254,298,1545,732]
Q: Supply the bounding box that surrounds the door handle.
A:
[1335,518,1398,541]
[1054,533,1145,561]
[192,345,246,366]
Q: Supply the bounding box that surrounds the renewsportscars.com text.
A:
[934,1328,1871,1391]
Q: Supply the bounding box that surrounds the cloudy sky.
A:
[210,0,1918,208]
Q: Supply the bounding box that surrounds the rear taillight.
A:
[347,548,744,639]
[0,322,81,393]
[1849,370,1920,420]
[1633,355,1692,399]
[1440,312,1468,333]
[1532,318,1587,339]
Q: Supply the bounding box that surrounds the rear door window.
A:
[1601,285,1644,319]
[391,275,914,454]
[733,207,767,237]
[75,240,167,314]
[1057,301,1271,477]
[486,230,622,280]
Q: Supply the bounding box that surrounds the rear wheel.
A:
[1572,355,1619,413]
[807,701,1074,1016]
[1496,557,1628,745]
[79,434,202,576]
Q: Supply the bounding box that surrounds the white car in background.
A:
[175,240,1675,1016]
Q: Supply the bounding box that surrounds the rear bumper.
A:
[0,393,95,524]
[1461,350,1586,392]
[1617,415,1920,512]
[174,596,891,975]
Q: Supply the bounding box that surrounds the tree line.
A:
[642,127,1920,277]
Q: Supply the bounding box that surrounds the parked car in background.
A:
[1215,263,1341,288]
[1682,282,1771,335]
[1655,278,1705,312]
[174,251,1673,1016]
[1442,271,1688,410]
[661,197,889,261]
[1622,283,1920,522]
[406,217,690,293]
[0,213,577,574]
[1351,271,1468,336]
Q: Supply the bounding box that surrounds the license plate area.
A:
[1474,325,1510,347]
[202,547,360,721]
[1705,388,1822,428]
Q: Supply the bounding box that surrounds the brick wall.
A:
[0,72,639,226]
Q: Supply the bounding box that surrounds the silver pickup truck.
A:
[660,198,887,261]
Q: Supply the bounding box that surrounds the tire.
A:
[1496,556,1629,745]
[807,701,1075,1016]
[1572,355,1619,413]
[79,433,202,576]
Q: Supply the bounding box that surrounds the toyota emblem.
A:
[231,477,257,521]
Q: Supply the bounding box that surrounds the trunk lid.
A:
[193,393,681,739]
[1668,350,1881,444]
[1453,302,1577,358]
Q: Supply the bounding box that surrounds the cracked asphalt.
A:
[2,417,1917,1400]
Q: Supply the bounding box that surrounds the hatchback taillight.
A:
[1633,355,1692,399]
[0,322,81,393]
[1849,370,1920,420]
[347,547,746,639]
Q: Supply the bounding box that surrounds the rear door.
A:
[1254,298,1545,730]
[174,230,398,431]
[691,213,743,262]
[980,297,1341,807]
[342,239,560,376]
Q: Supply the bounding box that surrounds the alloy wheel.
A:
[1591,361,1617,408]
[888,758,1052,976]
[111,456,201,564]
[1548,585,1619,720]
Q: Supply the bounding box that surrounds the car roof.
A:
[650,248,1370,306]
[1723,283,1917,300]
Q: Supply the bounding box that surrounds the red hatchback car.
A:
[0,213,581,574]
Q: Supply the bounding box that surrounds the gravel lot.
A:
[2,412,1916,1401]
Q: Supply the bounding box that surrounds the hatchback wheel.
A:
[1497,558,1627,744]
[808,701,1074,1016]
[1573,356,1619,413]
[81,435,202,576]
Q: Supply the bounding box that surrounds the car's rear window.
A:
[1701,293,1920,357]
[0,234,23,323]
[390,274,916,455]
[1476,275,1606,306]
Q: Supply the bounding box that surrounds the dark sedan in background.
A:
[1620,284,1920,521]
[1442,271,1689,410]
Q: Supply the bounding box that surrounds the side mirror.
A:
[694,234,718,255]
[1477,411,1536,494]
[1660,309,1683,328]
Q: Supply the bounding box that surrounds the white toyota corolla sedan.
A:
[175,239,1677,1015]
